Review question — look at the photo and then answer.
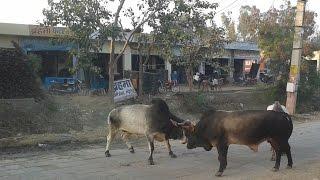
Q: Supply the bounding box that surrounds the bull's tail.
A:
[284,113,293,137]
[107,109,116,125]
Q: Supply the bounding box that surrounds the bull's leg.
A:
[120,131,134,153]
[272,149,282,171]
[268,139,277,161]
[272,139,293,171]
[215,143,229,177]
[272,139,284,172]
[146,135,155,165]
[269,140,277,161]
[105,126,117,157]
[165,139,177,158]
[284,141,293,169]
[271,147,276,161]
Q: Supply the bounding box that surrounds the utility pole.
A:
[286,0,307,115]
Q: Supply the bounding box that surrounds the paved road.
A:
[1,121,320,180]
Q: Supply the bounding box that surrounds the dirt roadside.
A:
[1,89,319,154]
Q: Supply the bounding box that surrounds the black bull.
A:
[179,110,293,177]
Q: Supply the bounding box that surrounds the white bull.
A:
[105,99,185,165]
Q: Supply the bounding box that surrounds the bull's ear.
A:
[189,124,195,133]
[170,119,178,127]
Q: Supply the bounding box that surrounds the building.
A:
[307,50,320,72]
[187,41,260,83]
[0,22,261,87]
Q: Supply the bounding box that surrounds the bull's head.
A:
[177,121,213,151]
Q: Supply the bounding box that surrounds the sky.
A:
[0,0,319,30]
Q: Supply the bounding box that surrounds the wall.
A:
[0,23,29,36]
[0,35,18,48]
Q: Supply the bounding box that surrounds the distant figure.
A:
[202,79,209,92]
[198,73,205,89]
[63,79,68,87]
[211,78,219,91]
[193,72,200,88]
[171,71,178,86]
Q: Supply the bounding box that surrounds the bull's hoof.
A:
[129,147,135,153]
[105,151,111,157]
[272,167,279,172]
[215,171,223,177]
[148,159,155,165]
[286,165,293,169]
[169,152,177,158]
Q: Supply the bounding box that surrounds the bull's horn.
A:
[177,120,192,126]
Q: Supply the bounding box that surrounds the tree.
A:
[99,0,170,97]
[221,12,237,41]
[44,0,170,99]
[150,0,226,90]
[0,41,43,99]
[257,0,318,107]
[43,0,112,86]
[309,31,320,52]
[238,5,261,42]
[258,1,317,76]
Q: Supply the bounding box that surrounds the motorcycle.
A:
[49,79,82,95]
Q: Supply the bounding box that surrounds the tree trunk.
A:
[186,66,193,91]
[138,50,143,96]
[107,0,125,102]
[108,39,115,100]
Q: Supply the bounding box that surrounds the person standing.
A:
[171,71,178,87]
[193,72,200,87]
[212,77,219,91]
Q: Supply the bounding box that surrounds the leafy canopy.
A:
[150,0,226,68]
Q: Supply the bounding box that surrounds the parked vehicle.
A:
[48,78,82,94]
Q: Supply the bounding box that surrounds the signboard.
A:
[222,50,260,60]
[29,25,72,37]
[20,38,74,51]
[114,79,137,102]
[234,50,260,60]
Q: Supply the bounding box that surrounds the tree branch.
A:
[114,0,125,26]
[114,10,157,63]
[119,20,128,42]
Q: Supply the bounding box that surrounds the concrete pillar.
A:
[317,59,320,72]
[198,62,205,74]
[228,50,235,82]
[72,55,77,79]
[286,0,306,115]
[123,48,132,71]
[165,60,172,81]
[72,55,84,81]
